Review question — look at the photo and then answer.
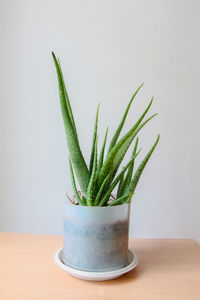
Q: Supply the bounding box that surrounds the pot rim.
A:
[64,197,130,208]
[65,190,130,208]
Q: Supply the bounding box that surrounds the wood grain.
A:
[0,232,199,300]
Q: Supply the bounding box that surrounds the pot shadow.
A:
[88,239,196,286]
[83,267,140,287]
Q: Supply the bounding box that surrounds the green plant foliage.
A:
[96,127,108,178]
[69,158,82,205]
[57,59,79,144]
[93,174,110,206]
[108,194,130,207]
[99,152,140,206]
[107,83,144,153]
[117,137,139,197]
[89,104,100,174]
[87,138,98,206]
[96,99,155,189]
[52,52,90,196]
[53,52,160,206]
[126,134,160,202]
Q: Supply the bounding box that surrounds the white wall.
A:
[0,0,200,241]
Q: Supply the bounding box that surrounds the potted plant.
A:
[52,52,159,279]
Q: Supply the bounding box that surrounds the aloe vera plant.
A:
[52,52,160,206]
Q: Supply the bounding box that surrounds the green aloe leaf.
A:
[108,194,130,206]
[126,134,160,201]
[94,127,109,196]
[93,174,110,206]
[109,134,136,185]
[57,59,79,143]
[99,152,140,206]
[108,83,144,152]
[87,137,98,205]
[81,195,87,206]
[97,99,156,188]
[117,172,124,197]
[52,52,90,195]
[96,127,108,176]
[89,103,100,174]
[69,157,82,205]
[118,137,139,197]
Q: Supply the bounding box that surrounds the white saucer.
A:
[54,248,139,281]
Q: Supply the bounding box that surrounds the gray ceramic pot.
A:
[63,199,131,272]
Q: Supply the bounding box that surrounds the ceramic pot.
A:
[63,199,131,272]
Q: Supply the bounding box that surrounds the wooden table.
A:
[0,233,199,300]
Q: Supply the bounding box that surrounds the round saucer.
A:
[54,248,139,281]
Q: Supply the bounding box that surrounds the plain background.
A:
[0,0,200,242]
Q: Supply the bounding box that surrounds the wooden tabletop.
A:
[0,233,199,300]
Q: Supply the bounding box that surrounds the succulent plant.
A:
[52,52,160,206]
